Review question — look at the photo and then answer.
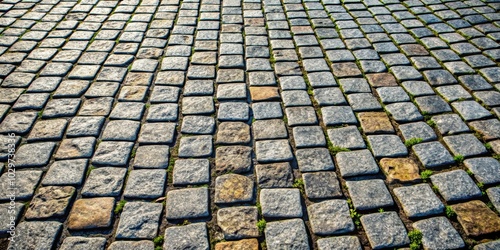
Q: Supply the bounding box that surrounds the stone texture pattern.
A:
[1,0,500,248]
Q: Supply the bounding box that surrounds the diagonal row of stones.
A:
[1,0,500,249]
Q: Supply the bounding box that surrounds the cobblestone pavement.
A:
[1,0,500,249]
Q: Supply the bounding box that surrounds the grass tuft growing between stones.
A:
[408,229,423,250]
[153,235,164,250]
[328,141,350,155]
[426,119,436,128]
[404,138,423,147]
[292,179,305,194]
[453,155,464,163]
[347,199,361,229]
[420,170,433,182]
[445,205,456,219]
[114,200,127,214]
[257,219,266,234]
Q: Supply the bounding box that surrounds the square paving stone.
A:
[285,106,318,126]
[8,221,62,250]
[68,197,115,230]
[431,114,469,135]
[78,97,114,116]
[327,126,366,150]
[379,158,421,183]
[469,119,500,141]
[0,170,42,201]
[42,159,88,186]
[12,93,50,111]
[173,159,210,185]
[443,134,488,158]
[282,90,312,107]
[394,184,444,218]
[384,102,423,123]
[358,112,394,134]
[252,102,283,120]
[253,119,288,140]
[317,236,362,250]
[116,202,163,239]
[313,87,346,106]
[435,85,472,102]
[150,86,180,103]
[27,119,67,142]
[265,219,309,250]
[413,217,465,250]
[218,84,247,100]
[451,101,492,121]
[133,145,169,169]
[307,200,354,236]
[66,116,105,137]
[138,123,176,144]
[360,212,409,250]
[108,241,154,250]
[249,87,280,102]
[182,96,214,115]
[255,139,294,163]
[402,81,435,97]
[367,135,407,158]
[0,112,37,135]
[414,95,452,115]
[217,102,249,121]
[293,126,326,148]
[347,179,394,210]
[92,141,134,166]
[399,121,437,142]
[181,116,215,135]
[322,106,358,126]
[101,120,140,141]
[55,137,96,160]
[339,78,371,94]
[215,174,254,204]
[216,122,251,145]
[451,200,500,237]
[412,141,455,168]
[296,147,335,172]
[43,98,81,118]
[430,170,482,202]
[216,146,252,174]
[256,162,293,189]
[347,93,383,111]
[15,142,56,168]
[118,86,148,102]
[166,188,209,220]
[183,80,214,96]
[163,223,209,250]
[487,187,500,213]
[124,170,166,199]
[59,237,107,250]
[217,206,259,240]
[303,171,342,199]
[178,135,213,158]
[25,186,75,219]
[261,186,303,218]
[82,167,127,197]
[336,149,379,177]
[85,82,120,97]
[464,157,500,185]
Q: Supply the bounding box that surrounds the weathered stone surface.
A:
[123,170,166,199]
[92,141,134,166]
[215,239,259,250]
[307,200,354,236]
[358,112,394,134]
[296,148,335,172]
[68,197,114,230]
[431,170,482,202]
[116,202,163,239]
[464,157,500,185]
[166,188,209,219]
[81,167,127,197]
[59,237,107,250]
[216,146,252,174]
[108,241,155,250]
[336,149,378,177]
[265,219,310,250]
[163,223,209,250]
[25,186,75,219]
[178,135,213,158]
[412,141,455,168]
[28,119,67,141]
[215,174,254,204]
[172,159,210,185]
[474,240,500,250]
[0,170,43,201]
[260,188,302,218]
[216,122,250,145]
[255,139,294,163]
[253,119,288,140]
[303,172,342,199]
[0,202,24,234]
[317,236,362,250]
[133,145,169,169]
[361,212,410,250]
[55,137,96,159]
[452,200,500,237]
[346,179,394,210]
[217,206,259,239]
[249,86,280,101]
[15,142,56,167]
[379,158,420,183]
[256,162,293,188]
[8,221,62,250]
[413,217,465,250]
[394,184,444,218]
